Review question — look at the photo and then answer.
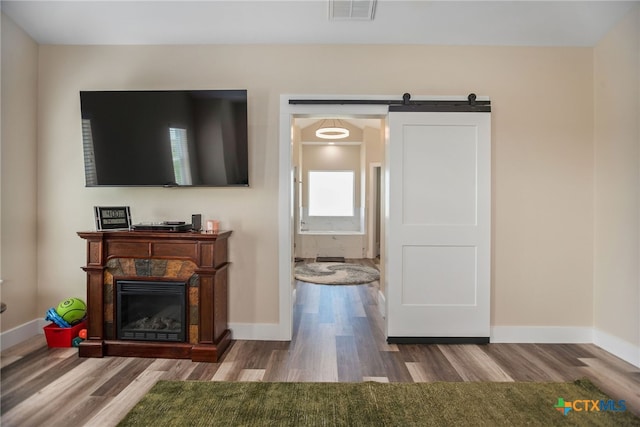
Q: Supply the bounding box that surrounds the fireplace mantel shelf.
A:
[77,230,232,362]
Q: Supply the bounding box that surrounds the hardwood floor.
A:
[2,260,640,425]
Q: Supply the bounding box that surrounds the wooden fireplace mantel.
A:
[77,230,232,362]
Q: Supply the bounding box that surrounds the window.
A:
[82,119,97,186]
[169,127,192,185]
[308,170,354,216]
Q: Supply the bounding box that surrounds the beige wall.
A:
[0,14,39,332]
[594,6,640,349]
[33,43,594,329]
[364,125,384,289]
[0,28,600,335]
[363,125,384,260]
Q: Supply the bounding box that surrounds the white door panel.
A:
[402,245,477,306]
[386,111,491,341]
[402,125,478,226]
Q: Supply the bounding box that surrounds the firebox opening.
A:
[116,280,187,342]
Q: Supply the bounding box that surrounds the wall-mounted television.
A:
[80,90,249,187]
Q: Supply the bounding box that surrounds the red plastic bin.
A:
[43,321,86,348]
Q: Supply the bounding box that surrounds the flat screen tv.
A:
[80,90,249,187]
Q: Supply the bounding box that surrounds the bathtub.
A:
[298,230,364,236]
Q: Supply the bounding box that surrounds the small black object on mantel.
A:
[94,206,132,231]
[131,223,193,232]
[192,214,202,231]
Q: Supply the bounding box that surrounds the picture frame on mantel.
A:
[94,206,132,231]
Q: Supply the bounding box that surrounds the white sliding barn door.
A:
[386,110,491,342]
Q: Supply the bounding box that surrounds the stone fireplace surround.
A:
[77,230,231,362]
[109,261,192,342]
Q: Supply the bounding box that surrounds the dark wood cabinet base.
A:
[192,329,232,362]
[78,329,231,362]
[77,230,232,363]
[77,340,106,358]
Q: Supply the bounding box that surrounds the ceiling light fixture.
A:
[315,119,350,140]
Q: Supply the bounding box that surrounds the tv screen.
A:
[80,90,249,187]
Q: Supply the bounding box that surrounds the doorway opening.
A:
[279,96,390,341]
[279,94,491,343]
[293,116,383,261]
[367,163,382,260]
[292,116,384,262]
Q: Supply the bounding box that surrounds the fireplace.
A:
[77,230,232,362]
[116,280,186,342]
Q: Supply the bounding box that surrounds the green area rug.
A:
[119,379,639,426]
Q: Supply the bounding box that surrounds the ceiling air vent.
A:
[329,0,376,21]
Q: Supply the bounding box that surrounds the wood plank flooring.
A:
[2,259,640,425]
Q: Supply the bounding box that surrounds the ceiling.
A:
[1,1,637,47]
[296,117,382,131]
[3,0,635,133]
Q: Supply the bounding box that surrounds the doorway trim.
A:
[278,94,485,340]
[367,162,382,259]
[278,95,389,340]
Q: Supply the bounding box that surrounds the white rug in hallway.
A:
[294,262,380,285]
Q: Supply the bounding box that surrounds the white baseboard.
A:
[4,319,638,369]
[228,322,290,341]
[491,326,593,344]
[1,320,290,349]
[0,319,44,352]
[377,290,386,319]
[593,328,640,368]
